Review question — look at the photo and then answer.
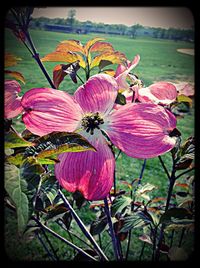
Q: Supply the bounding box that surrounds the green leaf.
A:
[4,163,29,234]
[136,183,157,201]
[175,137,195,170]
[24,132,96,163]
[98,59,113,70]
[90,214,108,236]
[5,130,34,149]
[111,195,132,217]
[159,208,192,225]
[39,176,59,210]
[45,203,69,221]
[177,95,192,104]
[119,213,147,233]
[115,92,126,105]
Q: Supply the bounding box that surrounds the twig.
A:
[56,219,94,251]
[175,167,194,180]
[158,156,171,180]
[58,189,108,261]
[126,158,147,260]
[103,197,120,261]
[39,226,59,260]
[33,217,98,261]
[36,231,57,261]
[178,228,186,247]
[139,242,146,261]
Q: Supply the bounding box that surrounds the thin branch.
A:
[103,197,120,261]
[36,231,57,261]
[139,242,146,261]
[33,217,98,261]
[58,189,108,261]
[76,73,85,84]
[178,228,186,247]
[39,226,59,261]
[56,219,94,251]
[115,150,122,161]
[127,159,147,260]
[175,167,194,180]
[158,156,171,180]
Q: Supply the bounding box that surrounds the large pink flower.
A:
[4,80,23,119]
[18,74,177,200]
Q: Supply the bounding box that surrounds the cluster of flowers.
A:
[5,41,194,201]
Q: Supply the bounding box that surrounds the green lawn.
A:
[4,29,195,261]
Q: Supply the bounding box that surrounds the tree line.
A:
[29,11,194,42]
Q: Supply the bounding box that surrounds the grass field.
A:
[4,29,195,261]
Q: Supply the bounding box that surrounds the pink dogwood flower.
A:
[115,55,140,90]
[123,81,178,105]
[4,80,23,119]
[173,82,194,97]
[8,74,178,200]
[114,54,177,106]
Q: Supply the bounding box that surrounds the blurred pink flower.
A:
[173,82,194,97]
[7,74,178,200]
[4,80,23,119]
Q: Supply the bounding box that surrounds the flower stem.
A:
[36,231,57,261]
[155,168,176,260]
[56,219,94,251]
[39,226,59,260]
[158,156,171,180]
[33,216,98,261]
[139,242,146,260]
[58,189,108,261]
[126,158,147,260]
[178,228,185,247]
[24,30,56,89]
[103,197,120,261]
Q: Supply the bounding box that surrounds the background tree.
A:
[130,24,143,39]
[66,9,76,30]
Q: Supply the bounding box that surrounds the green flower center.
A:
[81,112,104,135]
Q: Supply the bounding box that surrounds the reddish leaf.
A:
[151,197,166,203]
[84,37,104,55]
[5,53,21,67]
[56,39,84,53]
[114,219,128,241]
[53,64,67,88]
[5,70,25,84]
[90,41,114,53]
[139,234,153,244]
[175,183,189,189]
[90,51,126,69]
[41,51,86,68]
[102,69,116,76]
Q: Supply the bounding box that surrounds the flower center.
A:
[81,112,104,135]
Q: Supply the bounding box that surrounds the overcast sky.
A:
[32,7,194,29]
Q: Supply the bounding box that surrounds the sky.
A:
[32,7,194,29]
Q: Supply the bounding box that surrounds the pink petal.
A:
[115,64,127,78]
[74,74,118,115]
[175,82,194,96]
[104,103,177,159]
[55,131,115,201]
[21,88,83,136]
[115,55,140,90]
[138,82,177,105]
[4,80,23,119]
